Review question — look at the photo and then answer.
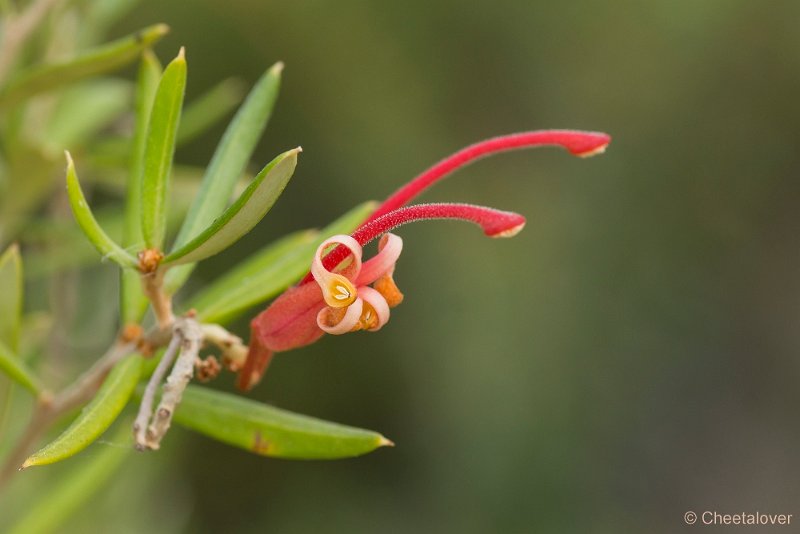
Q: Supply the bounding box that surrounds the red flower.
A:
[237,130,610,390]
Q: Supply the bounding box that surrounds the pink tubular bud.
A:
[369,130,611,220]
[303,203,525,279]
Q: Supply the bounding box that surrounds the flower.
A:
[237,130,610,390]
[312,232,403,335]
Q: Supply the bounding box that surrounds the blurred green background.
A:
[7,0,800,532]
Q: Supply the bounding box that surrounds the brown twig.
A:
[140,268,174,330]
[200,323,249,372]
[133,333,181,450]
[144,317,202,449]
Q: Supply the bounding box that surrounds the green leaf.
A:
[176,77,245,146]
[23,356,141,468]
[65,152,137,269]
[7,422,131,534]
[190,230,317,323]
[164,62,282,292]
[0,338,41,395]
[42,79,132,153]
[190,201,376,324]
[162,148,299,266]
[0,244,23,352]
[121,50,161,325]
[173,385,393,459]
[0,24,169,109]
[141,47,187,249]
[78,0,139,47]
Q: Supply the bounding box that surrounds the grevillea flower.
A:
[237,130,610,390]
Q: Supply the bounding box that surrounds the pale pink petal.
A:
[356,233,403,286]
[357,286,391,331]
[311,235,363,307]
[317,298,364,335]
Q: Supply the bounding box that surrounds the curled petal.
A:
[317,298,364,335]
[374,273,404,308]
[357,286,390,331]
[311,235,362,308]
[356,233,403,286]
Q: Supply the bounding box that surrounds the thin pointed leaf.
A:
[23,356,141,468]
[176,77,245,146]
[0,244,23,352]
[126,50,162,245]
[189,230,317,323]
[173,385,392,459]
[141,48,187,249]
[8,422,131,534]
[0,339,41,395]
[173,62,283,249]
[42,78,132,153]
[190,201,377,324]
[0,24,169,109]
[78,0,139,47]
[65,152,137,269]
[162,148,299,266]
[164,62,283,292]
[121,51,161,324]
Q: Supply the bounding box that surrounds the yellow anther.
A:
[321,274,357,308]
[359,302,379,331]
[334,284,351,300]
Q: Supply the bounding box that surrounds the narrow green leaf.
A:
[162,148,299,266]
[190,230,317,323]
[190,201,376,324]
[164,62,283,292]
[65,152,137,269]
[23,356,141,468]
[0,244,23,352]
[121,50,162,325]
[173,62,283,249]
[176,77,245,146]
[78,0,139,47]
[174,385,393,459]
[7,422,131,534]
[42,79,132,153]
[0,24,169,109]
[141,47,187,249]
[0,338,41,395]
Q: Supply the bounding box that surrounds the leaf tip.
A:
[270,61,285,75]
[177,46,186,61]
[138,23,170,46]
[378,435,395,448]
[64,150,74,167]
[151,23,170,38]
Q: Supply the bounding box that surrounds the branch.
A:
[133,333,181,450]
[200,323,248,372]
[140,267,174,330]
[144,317,202,449]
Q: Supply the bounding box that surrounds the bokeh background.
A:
[6,0,800,532]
